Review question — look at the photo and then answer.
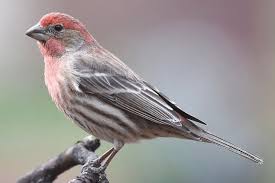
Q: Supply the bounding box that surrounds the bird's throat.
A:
[38,38,65,57]
[44,57,64,109]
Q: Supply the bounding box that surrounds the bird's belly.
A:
[62,95,144,143]
[62,94,185,144]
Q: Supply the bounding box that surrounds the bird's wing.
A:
[77,72,205,127]
[144,82,206,125]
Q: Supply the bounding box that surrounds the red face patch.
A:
[40,12,83,31]
[39,12,94,44]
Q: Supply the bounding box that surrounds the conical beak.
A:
[25,23,49,42]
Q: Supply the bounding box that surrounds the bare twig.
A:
[17,137,109,183]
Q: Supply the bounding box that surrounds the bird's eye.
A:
[54,24,63,32]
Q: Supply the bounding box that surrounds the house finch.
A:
[26,12,263,168]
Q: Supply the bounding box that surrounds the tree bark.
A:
[17,137,109,183]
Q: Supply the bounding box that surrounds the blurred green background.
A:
[0,0,273,182]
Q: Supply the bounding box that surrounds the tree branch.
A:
[17,137,109,183]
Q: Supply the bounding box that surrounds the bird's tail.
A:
[198,129,263,164]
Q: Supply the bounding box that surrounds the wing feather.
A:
[72,53,204,127]
[78,74,183,127]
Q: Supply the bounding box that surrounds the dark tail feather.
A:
[199,130,263,164]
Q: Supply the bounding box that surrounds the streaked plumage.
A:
[26,12,263,167]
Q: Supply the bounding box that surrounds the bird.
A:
[25,12,263,170]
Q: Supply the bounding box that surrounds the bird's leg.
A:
[93,147,115,165]
[82,140,124,174]
[100,140,124,168]
[81,147,114,174]
[100,147,119,168]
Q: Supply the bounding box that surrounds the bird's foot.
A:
[78,159,109,183]
[81,158,107,174]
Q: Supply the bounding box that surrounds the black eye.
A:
[54,24,63,32]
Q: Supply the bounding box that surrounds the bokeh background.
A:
[0,0,273,182]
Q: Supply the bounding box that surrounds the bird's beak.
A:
[25,23,49,42]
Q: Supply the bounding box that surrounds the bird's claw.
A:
[85,165,107,174]
[81,159,107,174]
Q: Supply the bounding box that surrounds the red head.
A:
[26,12,96,56]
